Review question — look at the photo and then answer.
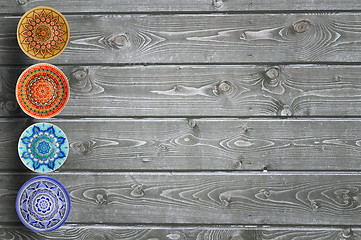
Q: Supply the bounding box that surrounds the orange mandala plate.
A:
[17,6,69,60]
[16,63,70,119]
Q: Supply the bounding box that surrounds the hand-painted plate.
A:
[18,123,69,173]
[16,63,70,119]
[16,176,71,232]
[17,6,69,60]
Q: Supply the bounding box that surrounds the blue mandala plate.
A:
[18,123,69,173]
[16,176,71,232]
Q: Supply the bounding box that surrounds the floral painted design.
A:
[17,6,69,60]
[16,63,69,119]
[35,196,52,214]
[18,123,69,173]
[16,176,70,232]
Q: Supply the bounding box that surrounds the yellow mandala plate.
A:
[17,6,69,60]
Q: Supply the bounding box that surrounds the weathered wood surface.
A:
[2,173,361,225]
[2,0,361,14]
[2,65,361,117]
[3,14,361,65]
[0,225,358,240]
[1,118,361,171]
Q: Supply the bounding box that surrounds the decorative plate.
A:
[18,123,69,173]
[17,6,69,60]
[16,63,70,119]
[16,176,71,232]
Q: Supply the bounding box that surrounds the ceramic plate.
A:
[18,123,69,173]
[16,176,71,232]
[17,6,69,60]
[16,63,70,119]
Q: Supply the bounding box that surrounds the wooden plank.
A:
[0,225,358,240]
[2,65,361,117]
[1,118,361,171]
[2,172,361,225]
[2,13,361,65]
[1,0,361,14]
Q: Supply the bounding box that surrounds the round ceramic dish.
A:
[16,176,71,232]
[16,63,70,119]
[18,123,69,173]
[17,6,69,60]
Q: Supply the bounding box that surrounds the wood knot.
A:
[265,68,279,80]
[157,144,171,152]
[293,20,310,33]
[280,105,293,116]
[71,141,89,155]
[352,193,361,204]
[214,81,234,96]
[72,69,88,82]
[310,201,319,211]
[213,0,223,8]
[235,161,242,168]
[341,192,350,203]
[130,184,144,197]
[96,194,107,205]
[17,0,28,5]
[241,126,253,134]
[113,35,129,46]
[259,189,270,198]
[340,228,352,239]
[5,101,18,112]
[188,119,197,128]
[102,34,130,49]
[221,199,230,207]
[218,81,232,93]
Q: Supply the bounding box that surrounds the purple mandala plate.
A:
[16,176,71,232]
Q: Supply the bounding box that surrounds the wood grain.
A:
[2,64,361,117]
[0,225,359,240]
[3,173,361,225]
[1,118,361,171]
[1,0,361,14]
[2,14,361,64]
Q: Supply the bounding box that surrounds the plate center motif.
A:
[33,23,53,45]
[28,76,57,106]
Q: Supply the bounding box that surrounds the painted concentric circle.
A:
[17,6,69,60]
[16,63,69,119]
[18,123,69,173]
[16,176,71,232]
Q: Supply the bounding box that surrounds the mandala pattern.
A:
[17,6,69,60]
[18,123,69,173]
[16,63,69,118]
[16,176,71,232]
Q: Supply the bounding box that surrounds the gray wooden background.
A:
[1,1,361,239]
